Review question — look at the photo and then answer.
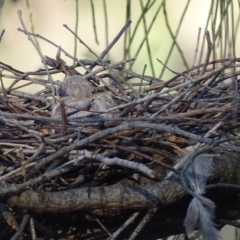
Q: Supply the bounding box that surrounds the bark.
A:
[5,150,240,213]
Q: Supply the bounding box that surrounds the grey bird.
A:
[53,75,117,126]
[57,75,93,100]
[53,94,117,122]
[90,94,118,125]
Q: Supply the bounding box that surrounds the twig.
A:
[129,207,158,240]
[10,214,30,240]
[167,121,222,178]
[29,217,37,240]
[0,203,18,230]
[188,27,201,77]
[80,149,155,178]
[137,64,147,99]
[91,141,178,174]
[200,30,212,75]
[0,29,5,42]
[60,99,67,136]
[100,20,132,60]
[17,10,55,105]
[107,212,140,240]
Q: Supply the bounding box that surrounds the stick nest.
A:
[1,27,240,239]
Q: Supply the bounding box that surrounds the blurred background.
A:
[2,1,238,90]
[0,0,239,239]
[0,0,211,75]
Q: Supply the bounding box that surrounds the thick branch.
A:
[7,180,184,212]
[6,152,240,213]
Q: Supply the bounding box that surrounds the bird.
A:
[90,93,117,124]
[52,75,117,126]
[52,96,92,118]
[57,75,93,100]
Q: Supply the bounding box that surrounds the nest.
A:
[1,15,240,240]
